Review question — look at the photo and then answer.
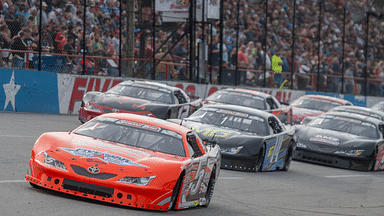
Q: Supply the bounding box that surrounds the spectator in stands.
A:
[155,45,177,80]
[344,64,355,95]
[90,32,106,74]
[11,31,30,68]
[101,29,113,51]
[175,38,187,80]
[21,5,30,23]
[237,44,248,84]
[41,31,54,52]
[36,1,48,26]
[63,35,77,73]
[48,8,63,25]
[111,30,120,55]
[272,50,283,86]
[71,10,83,26]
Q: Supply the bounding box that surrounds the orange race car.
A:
[25,113,221,211]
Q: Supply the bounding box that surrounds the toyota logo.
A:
[88,166,100,174]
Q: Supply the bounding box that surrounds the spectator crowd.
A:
[0,0,384,96]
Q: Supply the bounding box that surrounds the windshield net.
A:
[74,117,185,156]
[291,98,342,111]
[308,116,378,138]
[205,91,266,110]
[107,84,173,104]
[187,108,269,136]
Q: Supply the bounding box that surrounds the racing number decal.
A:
[190,159,206,195]
[270,135,283,163]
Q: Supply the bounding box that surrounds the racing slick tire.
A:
[169,173,183,210]
[281,142,293,171]
[164,111,171,120]
[29,182,40,189]
[203,166,216,207]
[367,147,377,171]
[255,144,266,172]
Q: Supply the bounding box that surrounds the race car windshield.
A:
[205,91,266,110]
[291,98,342,111]
[107,85,173,104]
[188,109,269,135]
[308,117,379,138]
[74,118,186,157]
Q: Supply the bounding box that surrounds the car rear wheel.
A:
[203,166,216,207]
[367,147,377,171]
[255,144,266,172]
[169,174,183,210]
[164,111,171,120]
[29,182,40,189]
[282,143,293,171]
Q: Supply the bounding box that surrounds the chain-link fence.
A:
[1,0,383,96]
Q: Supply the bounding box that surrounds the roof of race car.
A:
[298,95,352,105]
[92,113,192,134]
[328,106,384,119]
[199,104,275,119]
[216,88,273,99]
[118,80,180,92]
[321,111,383,125]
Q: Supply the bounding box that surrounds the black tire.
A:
[164,111,171,120]
[255,144,266,172]
[169,174,183,210]
[203,167,216,207]
[29,182,40,189]
[282,143,293,171]
[367,147,377,171]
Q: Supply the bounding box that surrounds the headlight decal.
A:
[221,146,243,154]
[117,176,156,186]
[334,150,364,157]
[44,152,67,171]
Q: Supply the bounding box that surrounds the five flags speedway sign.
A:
[0,68,369,114]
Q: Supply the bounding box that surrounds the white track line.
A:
[219,177,244,180]
[0,135,36,138]
[0,180,26,183]
[325,175,372,178]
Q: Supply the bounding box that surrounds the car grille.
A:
[70,165,117,180]
[302,154,333,164]
[62,178,114,198]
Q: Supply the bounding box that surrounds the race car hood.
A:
[170,119,264,153]
[33,132,185,176]
[87,92,171,117]
[291,107,325,123]
[296,127,376,153]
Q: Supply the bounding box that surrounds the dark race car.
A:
[168,104,295,172]
[293,112,384,171]
[26,113,221,211]
[79,80,202,123]
[203,88,291,124]
[286,95,353,124]
[371,101,384,112]
[301,106,384,125]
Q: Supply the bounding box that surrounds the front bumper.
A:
[221,154,257,172]
[26,160,173,211]
[293,148,372,171]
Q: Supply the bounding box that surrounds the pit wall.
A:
[0,69,378,114]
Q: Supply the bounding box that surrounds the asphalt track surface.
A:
[1,112,384,216]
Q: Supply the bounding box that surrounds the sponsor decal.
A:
[216,109,249,118]
[69,77,122,112]
[112,108,119,112]
[116,120,161,132]
[192,126,231,138]
[309,135,340,146]
[60,148,149,167]
[249,115,264,122]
